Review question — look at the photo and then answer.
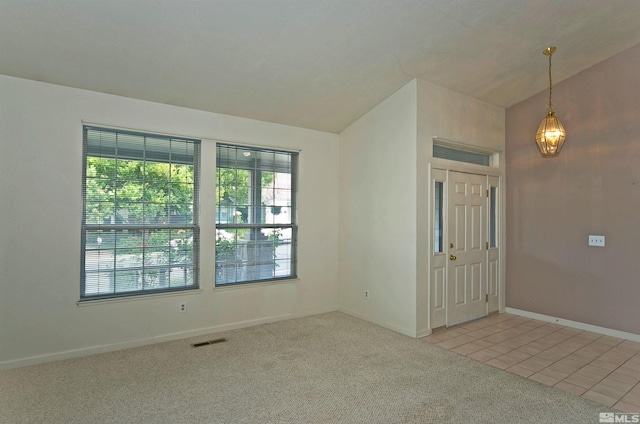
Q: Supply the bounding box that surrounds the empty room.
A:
[1,1,640,422]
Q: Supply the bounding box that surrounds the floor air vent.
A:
[191,338,227,348]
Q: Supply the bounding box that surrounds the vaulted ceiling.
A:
[2,0,640,133]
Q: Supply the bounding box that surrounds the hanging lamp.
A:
[535,46,566,158]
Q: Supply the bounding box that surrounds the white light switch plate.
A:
[588,235,605,247]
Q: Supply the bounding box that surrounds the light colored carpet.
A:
[0,312,607,423]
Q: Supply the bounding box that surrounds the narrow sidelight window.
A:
[490,186,498,248]
[434,181,444,253]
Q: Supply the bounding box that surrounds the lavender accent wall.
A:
[506,43,640,335]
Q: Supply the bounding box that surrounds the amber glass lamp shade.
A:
[535,109,566,157]
[535,46,566,158]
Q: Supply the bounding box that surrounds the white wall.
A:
[416,77,505,153]
[0,75,339,369]
[416,77,505,335]
[418,78,505,154]
[338,80,418,336]
[336,78,504,338]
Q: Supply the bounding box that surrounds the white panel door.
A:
[447,171,487,326]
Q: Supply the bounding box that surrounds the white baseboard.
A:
[505,308,640,342]
[1,311,344,371]
[1,307,342,371]
[415,329,431,338]
[337,306,418,338]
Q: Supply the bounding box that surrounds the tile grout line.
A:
[426,315,640,411]
[587,349,640,407]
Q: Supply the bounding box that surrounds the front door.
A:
[447,171,487,326]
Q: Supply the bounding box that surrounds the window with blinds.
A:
[215,143,298,285]
[81,126,200,299]
[433,144,491,166]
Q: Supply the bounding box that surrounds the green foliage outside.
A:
[85,157,194,225]
[215,167,281,283]
[215,168,274,210]
[85,159,284,288]
[214,167,277,248]
[84,157,196,294]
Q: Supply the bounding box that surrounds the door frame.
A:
[427,161,504,331]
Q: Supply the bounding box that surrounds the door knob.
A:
[450,255,457,261]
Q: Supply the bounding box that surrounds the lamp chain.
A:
[548,51,553,113]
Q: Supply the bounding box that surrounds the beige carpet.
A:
[0,312,607,423]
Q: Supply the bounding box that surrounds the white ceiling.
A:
[2,0,640,133]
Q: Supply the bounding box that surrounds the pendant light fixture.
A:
[535,46,566,158]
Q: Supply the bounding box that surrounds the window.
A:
[216,143,298,285]
[434,181,444,253]
[81,126,200,299]
[490,186,498,248]
[433,145,491,166]
[432,138,499,168]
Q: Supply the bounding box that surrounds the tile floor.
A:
[423,313,640,412]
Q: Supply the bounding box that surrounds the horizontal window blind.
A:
[433,144,491,166]
[81,126,200,299]
[215,143,298,285]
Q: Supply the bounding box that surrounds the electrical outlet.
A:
[179,302,187,313]
[364,290,369,299]
[588,235,605,247]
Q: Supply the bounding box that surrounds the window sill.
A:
[213,278,299,291]
[77,288,203,307]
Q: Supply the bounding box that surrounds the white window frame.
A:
[81,126,201,300]
[215,143,298,286]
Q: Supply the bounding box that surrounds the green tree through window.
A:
[81,126,200,299]
[215,144,297,285]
